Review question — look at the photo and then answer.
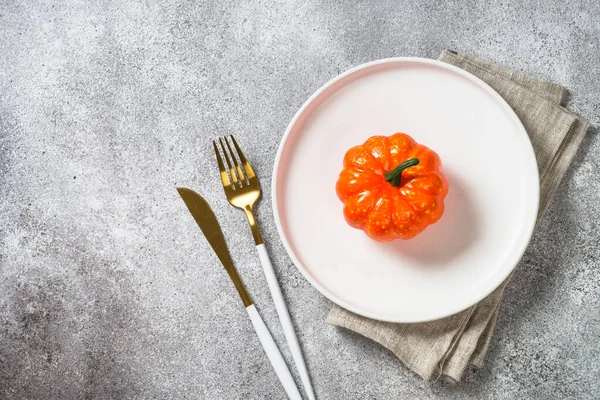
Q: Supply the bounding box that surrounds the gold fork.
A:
[214,136,315,400]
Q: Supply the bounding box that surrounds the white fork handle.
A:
[257,244,316,400]
[246,304,302,400]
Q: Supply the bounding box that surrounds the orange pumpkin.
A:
[336,133,449,242]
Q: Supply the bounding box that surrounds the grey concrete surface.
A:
[1,0,599,399]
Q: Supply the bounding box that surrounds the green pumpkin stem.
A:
[384,158,419,187]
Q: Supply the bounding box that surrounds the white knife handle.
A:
[256,244,315,400]
[246,304,302,400]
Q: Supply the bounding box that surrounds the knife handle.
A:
[246,305,302,400]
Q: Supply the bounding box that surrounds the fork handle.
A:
[246,304,302,400]
[257,244,316,400]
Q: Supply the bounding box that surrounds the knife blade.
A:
[176,187,252,307]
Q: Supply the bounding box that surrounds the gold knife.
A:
[176,188,302,400]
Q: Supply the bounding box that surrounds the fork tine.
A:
[213,140,231,188]
[219,138,239,186]
[224,136,247,184]
[230,135,256,180]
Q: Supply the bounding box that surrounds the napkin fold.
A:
[327,50,590,383]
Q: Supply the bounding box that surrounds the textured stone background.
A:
[1,0,599,399]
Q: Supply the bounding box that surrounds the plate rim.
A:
[271,57,540,323]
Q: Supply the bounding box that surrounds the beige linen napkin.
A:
[327,50,590,383]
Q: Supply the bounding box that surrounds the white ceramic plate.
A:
[272,58,539,323]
